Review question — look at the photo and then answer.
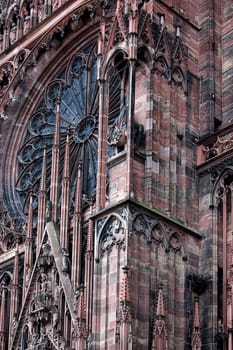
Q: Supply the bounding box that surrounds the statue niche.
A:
[31,272,53,320]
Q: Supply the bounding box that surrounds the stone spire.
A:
[152,283,168,350]
[191,296,202,350]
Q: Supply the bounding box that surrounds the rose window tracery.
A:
[16,43,123,214]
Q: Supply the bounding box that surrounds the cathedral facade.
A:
[0,0,231,349]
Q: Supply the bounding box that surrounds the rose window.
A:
[16,43,122,214]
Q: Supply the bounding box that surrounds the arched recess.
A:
[93,213,127,346]
[96,47,129,209]
[99,45,152,206]
[212,167,233,347]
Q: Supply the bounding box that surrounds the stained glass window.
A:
[16,42,125,214]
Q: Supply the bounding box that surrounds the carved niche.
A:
[96,214,126,260]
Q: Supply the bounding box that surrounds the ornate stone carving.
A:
[171,66,185,89]
[130,208,186,256]
[151,223,164,245]
[30,273,53,322]
[61,248,70,273]
[153,56,169,79]
[37,238,53,269]
[0,62,14,98]
[119,266,132,323]
[0,211,25,253]
[101,217,125,255]
[168,232,181,253]
[132,214,149,239]
[108,106,128,150]
[200,133,233,163]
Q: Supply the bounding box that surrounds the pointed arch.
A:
[153,55,170,80]
[95,212,127,262]
[212,166,233,197]
[151,222,166,246]
[132,213,150,240]
[137,44,153,72]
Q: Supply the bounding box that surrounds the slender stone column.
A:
[50,96,61,223]
[23,192,33,298]
[85,202,94,332]
[0,284,7,349]
[126,0,137,198]
[37,146,47,248]
[72,161,82,289]
[76,285,86,350]
[223,187,228,329]
[96,79,108,211]
[228,186,233,350]
[9,239,19,347]
[60,129,70,250]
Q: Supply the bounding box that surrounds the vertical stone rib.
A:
[72,161,82,289]
[96,79,108,211]
[223,187,228,329]
[0,285,7,349]
[60,129,70,250]
[229,224,233,349]
[23,192,33,299]
[50,96,61,223]
[126,3,137,198]
[9,239,19,347]
[85,202,94,332]
[37,146,47,248]
[76,285,87,350]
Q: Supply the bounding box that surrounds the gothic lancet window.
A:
[15,42,123,216]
